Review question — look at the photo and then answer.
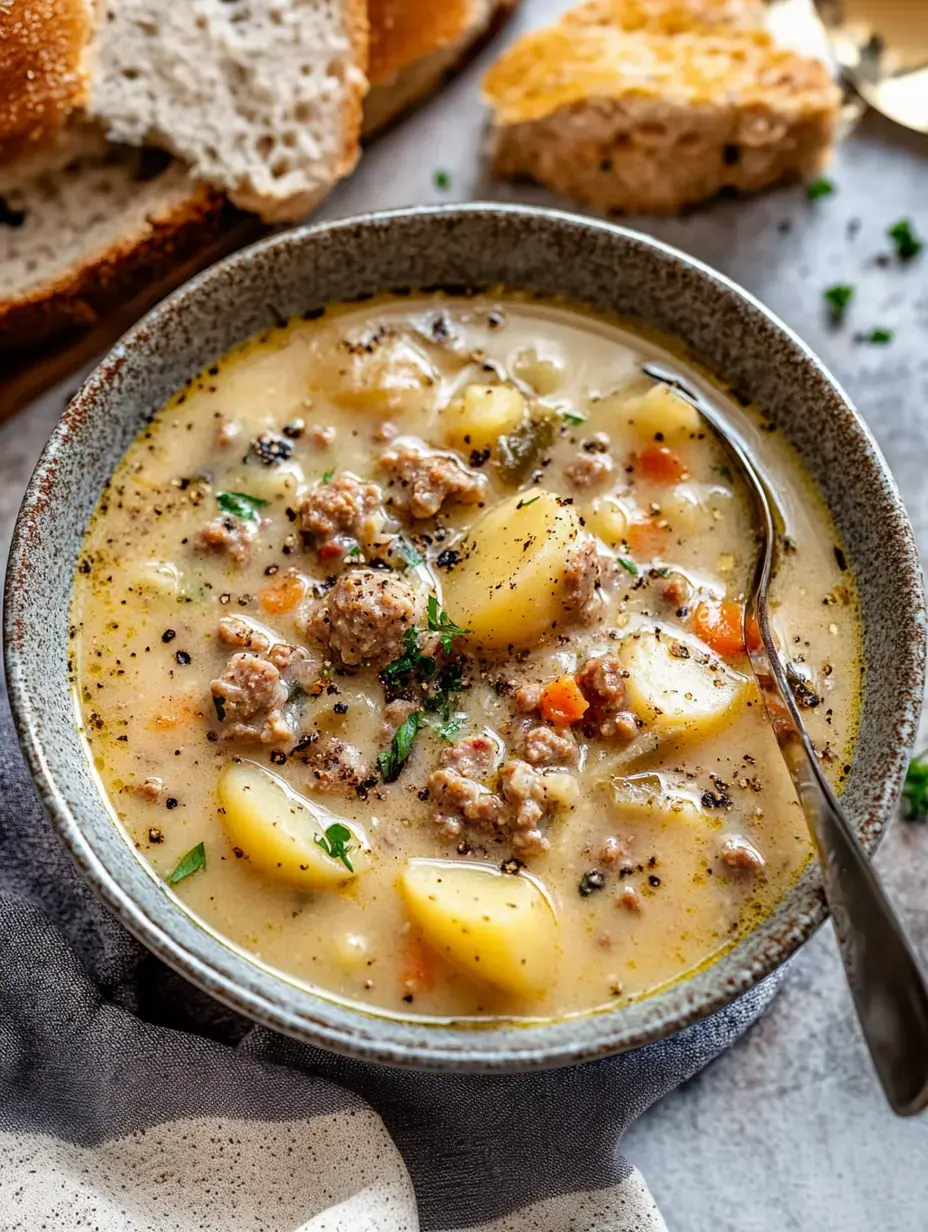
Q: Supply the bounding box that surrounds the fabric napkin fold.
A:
[0,694,779,1230]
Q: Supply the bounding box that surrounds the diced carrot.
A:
[401,934,437,995]
[539,674,590,726]
[260,572,307,614]
[624,517,670,559]
[318,543,344,561]
[692,600,749,659]
[637,443,688,484]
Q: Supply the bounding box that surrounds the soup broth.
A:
[71,294,860,1022]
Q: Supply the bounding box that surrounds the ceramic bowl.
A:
[6,205,925,1070]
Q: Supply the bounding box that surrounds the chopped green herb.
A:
[516,495,541,509]
[426,594,470,652]
[903,753,928,821]
[806,177,835,201]
[213,694,227,722]
[562,411,587,426]
[377,712,422,782]
[287,680,307,704]
[216,491,268,522]
[824,284,854,322]
[437,712,467,742]
[314,822,355,871]
[397,537,424,567]
[888,218,923,261]
[423,662,465,723]
[617,557,639,576]
[346,544,363,559]
[865,327,893,344]
[381,626,436,685]
[321,469,334,483]
[433,168,451,191]
[167,842,206,885]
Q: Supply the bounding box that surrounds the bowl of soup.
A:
[6,205,924,1069]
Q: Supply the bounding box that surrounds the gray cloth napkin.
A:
[0,693,780,1230]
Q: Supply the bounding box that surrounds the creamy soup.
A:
[71,294,860,1023]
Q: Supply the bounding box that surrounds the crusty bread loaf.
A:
[0,125,247,353]
[0,0,96,166]
[365,0,515,135]
[88,0,369,223]
[483,1,840,215]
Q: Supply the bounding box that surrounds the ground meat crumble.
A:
[307,568,419,667]
[210,652,293,743]
[377,444,485,520]
[298,473,388,559]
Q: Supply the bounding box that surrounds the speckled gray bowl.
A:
[6,205,926,1071]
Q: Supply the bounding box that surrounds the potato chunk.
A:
[218,761,366,888]
[443,383,526,452]
[441,488,589,650]
[623,383,701,440]
[619,628,747,740]
[400,860,560,996]
[609,772,705,825]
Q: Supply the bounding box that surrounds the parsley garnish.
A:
[216,491,268,522]
[865,328,893,344]
[617,557,638,576]
[806,177,835,201]
[824,284,854,322]
[321,469,334,483]
[213,694,227,722]
[423,661,465,723]
[314,822,355,871]
[562,411,587,426]
[434,168,451,191]
[516,494,541,509]
[426,594,469,652]
[437,712,467,742]
[888,218,923,261]
[397,537,424,567]
[167,842,206,885]
[346,544,363,559]
[903,753,928,821]
[381,626,435,686]
[377,712,422,782]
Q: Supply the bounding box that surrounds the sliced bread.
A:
[563,0,764,34]
[0,125,249,354]
[88,0,369,223]
[0,0,96,166]
[483,3,840,214]
[365,0,516,135]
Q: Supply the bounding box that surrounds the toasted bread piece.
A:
[0,126,248,355]
[564,0,764,34]
[0,0,96,166]
[88,0,369,223]
[483,12,840,214]
[365,0,516,135]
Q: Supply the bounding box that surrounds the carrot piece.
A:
[637,442,688,484]
[624,517,670,559]
[692,600,749,658]
[259,572,307,614]
[401,935,437,995]
[539,674,590,726]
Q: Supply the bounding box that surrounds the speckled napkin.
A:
[0,693,780,1231]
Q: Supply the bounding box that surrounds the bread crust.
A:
[0,0,95,166]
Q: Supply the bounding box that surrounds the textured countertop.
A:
[5,4,928,1227]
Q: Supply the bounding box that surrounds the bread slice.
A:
[483,3,840,214]
[88,0,369,223]
[365,0,516,135]
[0,0,96,166]
[0,125,250,355]
[563,0,764,34]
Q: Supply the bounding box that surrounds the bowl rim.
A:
[6,202,925,1071]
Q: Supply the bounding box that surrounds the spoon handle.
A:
[750,640,928,1117]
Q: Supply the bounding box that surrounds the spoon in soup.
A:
[643,362,928,1117]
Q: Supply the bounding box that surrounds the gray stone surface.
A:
[4,2,928,1226]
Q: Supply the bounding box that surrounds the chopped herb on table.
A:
[314,822,355,871]
[216,491,268,522]
[426,594,470,652]
[433,168,451,191]
[864,328,893,344]
[888,218,923,261]
[902,753,928,821]
[824,284,854,323]
[377,712,423,782]
[166,842,206,885]
[806,177,835,201]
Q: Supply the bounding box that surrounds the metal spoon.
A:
[643,361,928,1116]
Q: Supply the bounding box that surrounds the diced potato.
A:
[400,860,560,996]
[441,488,590,650]
[511,346,565,396]
[318,336,438,415]
[443,383,526,452]
[624,383,702,440]
[218,761,366,888]
[661,482,732,536]
[618,628,748,741]
[583,494,630,546]
[609,772,705,824]
[132,560,182,596]
[228,462,304,502]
